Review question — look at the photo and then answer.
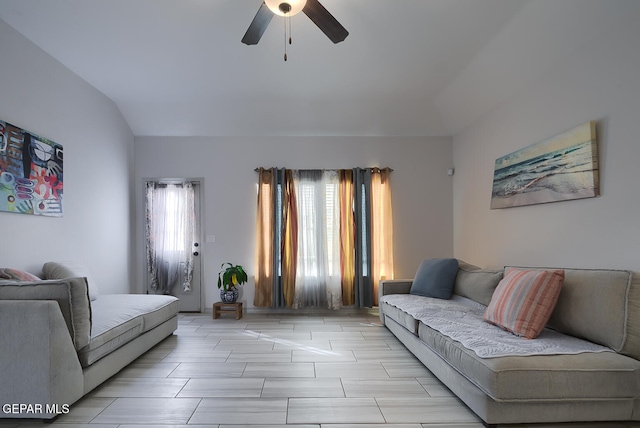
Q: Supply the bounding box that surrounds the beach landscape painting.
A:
[490,121,599,209]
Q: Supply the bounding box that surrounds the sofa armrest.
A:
[0,300,84,419]
[378,280,413,324]
[379,279,413,297]
[0,277,91,350]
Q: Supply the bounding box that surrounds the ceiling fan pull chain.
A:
[283,14,288,61]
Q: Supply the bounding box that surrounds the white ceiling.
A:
[0,0,618,137]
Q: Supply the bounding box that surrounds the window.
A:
[254,167,393,309]
[292,170,341,308]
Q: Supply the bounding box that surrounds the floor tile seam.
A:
[259,377,267,398]
[164,361,181,378]
[86,396,117,424]
[373,396,389,424]
[285,396,291,425]
[184,397,204,425]
[346,350,357,362]
[173,375,192,398]
[204,335,222,345]
[417,378,432,396]
[379,361,392,379]
[339,377,347,399]
[239,361,249,377]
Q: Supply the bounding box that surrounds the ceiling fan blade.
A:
[242,2,274,45]
[303,0,349,44]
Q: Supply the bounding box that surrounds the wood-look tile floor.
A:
[3,309,640,428]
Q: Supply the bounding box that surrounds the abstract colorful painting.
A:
[491,121,599,209]
[0,120,63,217]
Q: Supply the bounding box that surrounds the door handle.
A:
[193,251,199,256]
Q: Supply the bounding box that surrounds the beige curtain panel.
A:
[254,168,275,307]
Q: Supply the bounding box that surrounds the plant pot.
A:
[220,287,239,303]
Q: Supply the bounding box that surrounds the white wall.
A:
[0,20,135,292]
[452,5,640,271]
[134,136,453,310]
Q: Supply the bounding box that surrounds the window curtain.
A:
[281,169,297,307]
[255,168,294,308]
[254,167,393,309]
[254,168,275,307]
[353,168,373,307]
[339,170,356,306]
[370,167,394,305]
[145,181,195,294]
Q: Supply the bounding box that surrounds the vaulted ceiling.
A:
[0,0,630,137]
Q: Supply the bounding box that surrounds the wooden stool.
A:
[213,301,243,320]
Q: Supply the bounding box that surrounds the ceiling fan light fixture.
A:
[265,0,307,17]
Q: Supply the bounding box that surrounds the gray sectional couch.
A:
[379,261,640,427]
[0,263,179,420]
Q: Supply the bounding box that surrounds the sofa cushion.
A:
[542,267,635,355]
[453,261,503,306]
[505,267,639,358]
[410,258,459,299]
[78,294,178,367]
[0,277,92,350]
[620,271,640,360]
[43,261,99,301]
[379,300,420,335]
[0,268,40,281]
[417,320,640,401]
[484,268,564,339]
[99,294,181,333]
[79,308,143,367]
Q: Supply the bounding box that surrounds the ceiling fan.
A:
[242,0,349,49]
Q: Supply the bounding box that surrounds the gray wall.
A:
[134,136,453,309]
[0,20,135,292]
[451,3,640,271]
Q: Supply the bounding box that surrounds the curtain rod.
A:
[254,167,393,172]
[145,179,200,185]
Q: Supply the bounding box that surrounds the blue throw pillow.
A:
[410,258,459,299]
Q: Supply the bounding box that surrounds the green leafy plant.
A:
[217,263,248,292]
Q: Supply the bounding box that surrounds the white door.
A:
[145,179,203,312]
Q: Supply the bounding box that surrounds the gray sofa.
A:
[0,262,179,420]
[379,260,640,427]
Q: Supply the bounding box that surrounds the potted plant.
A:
[217,262,248,303]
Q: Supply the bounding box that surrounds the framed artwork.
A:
[0,119,63,217]
[491,121,599,209]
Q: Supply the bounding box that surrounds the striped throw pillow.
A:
[484,268,564,339]
[0,268,40,281]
